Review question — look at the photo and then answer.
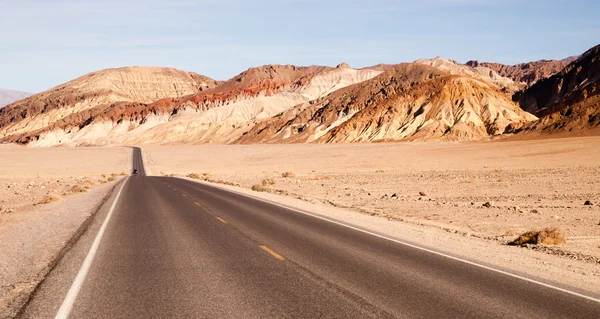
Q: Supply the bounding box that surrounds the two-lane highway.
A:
[21,148,600,318]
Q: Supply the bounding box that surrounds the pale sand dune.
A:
[144,136,600,259]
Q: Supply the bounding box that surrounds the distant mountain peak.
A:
[0,89,33,107]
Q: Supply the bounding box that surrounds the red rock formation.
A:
[0,64,335,145]
[236,63,536,144]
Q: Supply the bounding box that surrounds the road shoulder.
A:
[0,178,125,319]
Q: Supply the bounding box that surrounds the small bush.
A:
[71,185,87,193]
[262,178,276,186]
[98,179,108,184]
[251,184,268,192]
[187,173,202,179]
[83,179,94,186]
[39,194,61,204]
[509,227,565,246]
[282,171,296,178]
[107,176,117,182]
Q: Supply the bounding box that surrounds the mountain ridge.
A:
[466,56,578,85]
[1,45,598,146]
[509,44,600,135]
[236,63,537,144]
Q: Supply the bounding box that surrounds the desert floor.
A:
[0,145,130,215]
[144,136,600,260]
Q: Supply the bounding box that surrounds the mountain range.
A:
[1,44,598,146]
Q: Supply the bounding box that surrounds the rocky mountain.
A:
[0,64,383,146]
[3,45,597,146]
[0,66,219,144]
[508,45,600,134]
[236,63,537,144]
[415,57,524,93]
[0,89,32,107]
[466,57,577,85]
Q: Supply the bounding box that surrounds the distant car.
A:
[133,169,138,175]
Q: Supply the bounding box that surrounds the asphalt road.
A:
[20,148,600,318]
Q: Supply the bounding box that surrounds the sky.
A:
[0,0,598,92]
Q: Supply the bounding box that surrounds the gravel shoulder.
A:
[0,178,125,318]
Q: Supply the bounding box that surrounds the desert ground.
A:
[144,136,600,260]
[0,145,130,215]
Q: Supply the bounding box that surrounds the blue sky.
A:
[0,0,598,92]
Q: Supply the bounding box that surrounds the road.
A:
[21,148,600,318]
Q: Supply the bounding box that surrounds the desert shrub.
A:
[71,185,87,193]
[39,194,61,204]
[262,178,276,186]
[282,171,296,178]
[107,176,117,182]
[310,175,331,180]
[98,179,108,184]
[187,173,202,179]
[251,184,268,192]
[509,227,565,246]
[83,179,94,185]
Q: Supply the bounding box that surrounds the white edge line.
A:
[55,177,129,319]
[179,177,600,304]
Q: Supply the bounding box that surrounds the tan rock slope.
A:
[415,57,524,93]
[466,56,577,86]
[236,63,536,144]
[509,44,600,134]
[0,66,219,144]
[0,89,32,107]
[0,64,382,146]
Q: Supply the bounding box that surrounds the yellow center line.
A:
[215,216,228,224]
[194,202,201,206]
[181,193,187,197]
[259,245,285,261]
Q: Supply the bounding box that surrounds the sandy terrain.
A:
[144,136,600,260]
[0,145,130,215]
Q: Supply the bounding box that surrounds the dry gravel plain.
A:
[144,136,600,260]
[0,145,130,215]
